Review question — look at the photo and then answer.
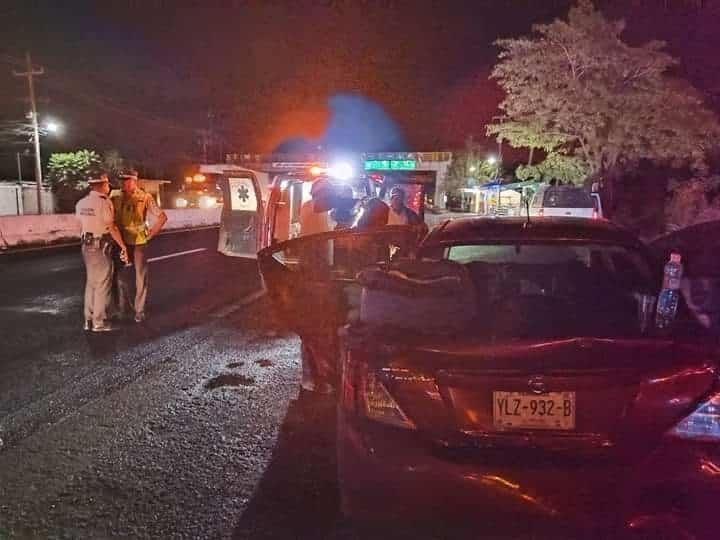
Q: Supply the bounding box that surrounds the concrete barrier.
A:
[0,207,471,251]
[163,208,221,230]
[0,208,221,251]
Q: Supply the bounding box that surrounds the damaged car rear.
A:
[258,217,720,539]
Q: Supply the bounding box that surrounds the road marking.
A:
[212,289,266,318]
[147,248,207,263]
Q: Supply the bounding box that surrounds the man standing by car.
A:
[387,186,423,227]
[297,178,336,394]
[76,172,128,332]
[299,179,333,236]
[113,170,167,323]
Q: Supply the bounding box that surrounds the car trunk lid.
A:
[378,336,716,454]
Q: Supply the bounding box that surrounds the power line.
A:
[3,52,243,160]
[4,52,203,136]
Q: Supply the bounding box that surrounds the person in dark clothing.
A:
[387,186,423,226]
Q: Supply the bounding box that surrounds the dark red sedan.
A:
[258,217,720,539]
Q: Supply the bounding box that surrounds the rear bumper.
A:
[338,413,720,537]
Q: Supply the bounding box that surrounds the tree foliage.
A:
[665,175,720,231]
[516,152,589,185]
[445,137,501,195]
[487,121,568,158]
[47,150,102,213]
[489,0,720,200]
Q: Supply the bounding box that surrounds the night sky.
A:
[1,0,719,179]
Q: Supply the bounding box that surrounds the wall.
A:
[21,185,56,215]
[0,184,23,216]
[430,160,451,208]
[0,183,55,216]
[0,208,221,251]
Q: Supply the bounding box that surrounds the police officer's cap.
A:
[88,169,109,184]
[119,169,139,179]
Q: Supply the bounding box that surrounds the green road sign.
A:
[364,159,416,171]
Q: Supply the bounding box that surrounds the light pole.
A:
[12,52,45,214]
[25,53,44,214]
[16,152,23,182]
[12,119,62,213]
[485,156,500,213]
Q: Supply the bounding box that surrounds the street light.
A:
[469,166,477,173]
[486,156,497,165]
[14,117,63,201]
[44,120,61,134]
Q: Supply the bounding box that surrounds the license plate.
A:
[493,391,576,430]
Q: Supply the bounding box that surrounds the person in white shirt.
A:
[297,179,345,395]
[75,173,127,332]
[299,179,333,236]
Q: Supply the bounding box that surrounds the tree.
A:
[444,137,501,196]
[515,152,589,185]
[488,0,720,214]
[666,175,720,231]
[487,120,567,166]
[488,120,588,184]
[47,150,101,213]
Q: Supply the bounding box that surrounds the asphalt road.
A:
[0,229,568,539]
[0,228,261,448]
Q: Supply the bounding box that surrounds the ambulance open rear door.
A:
[217,172,264,258]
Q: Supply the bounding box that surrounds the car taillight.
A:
[592,209,599,219]
[538,207,544,217]
[667,391,720,441]
[356,365,416,430]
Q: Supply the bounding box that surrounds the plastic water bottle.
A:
[655,252,683,329]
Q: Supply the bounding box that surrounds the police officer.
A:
[75,172,128,332]
[113,169,168,323]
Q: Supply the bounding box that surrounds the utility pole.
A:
[16,152,23,182]
[200,129,209,164]
[13,52,44,214]
[14,153,25,215]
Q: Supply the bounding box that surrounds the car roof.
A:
[425,217,642,247]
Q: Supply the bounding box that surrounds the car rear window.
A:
[445,242,655,339]
[542,188,594,208]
